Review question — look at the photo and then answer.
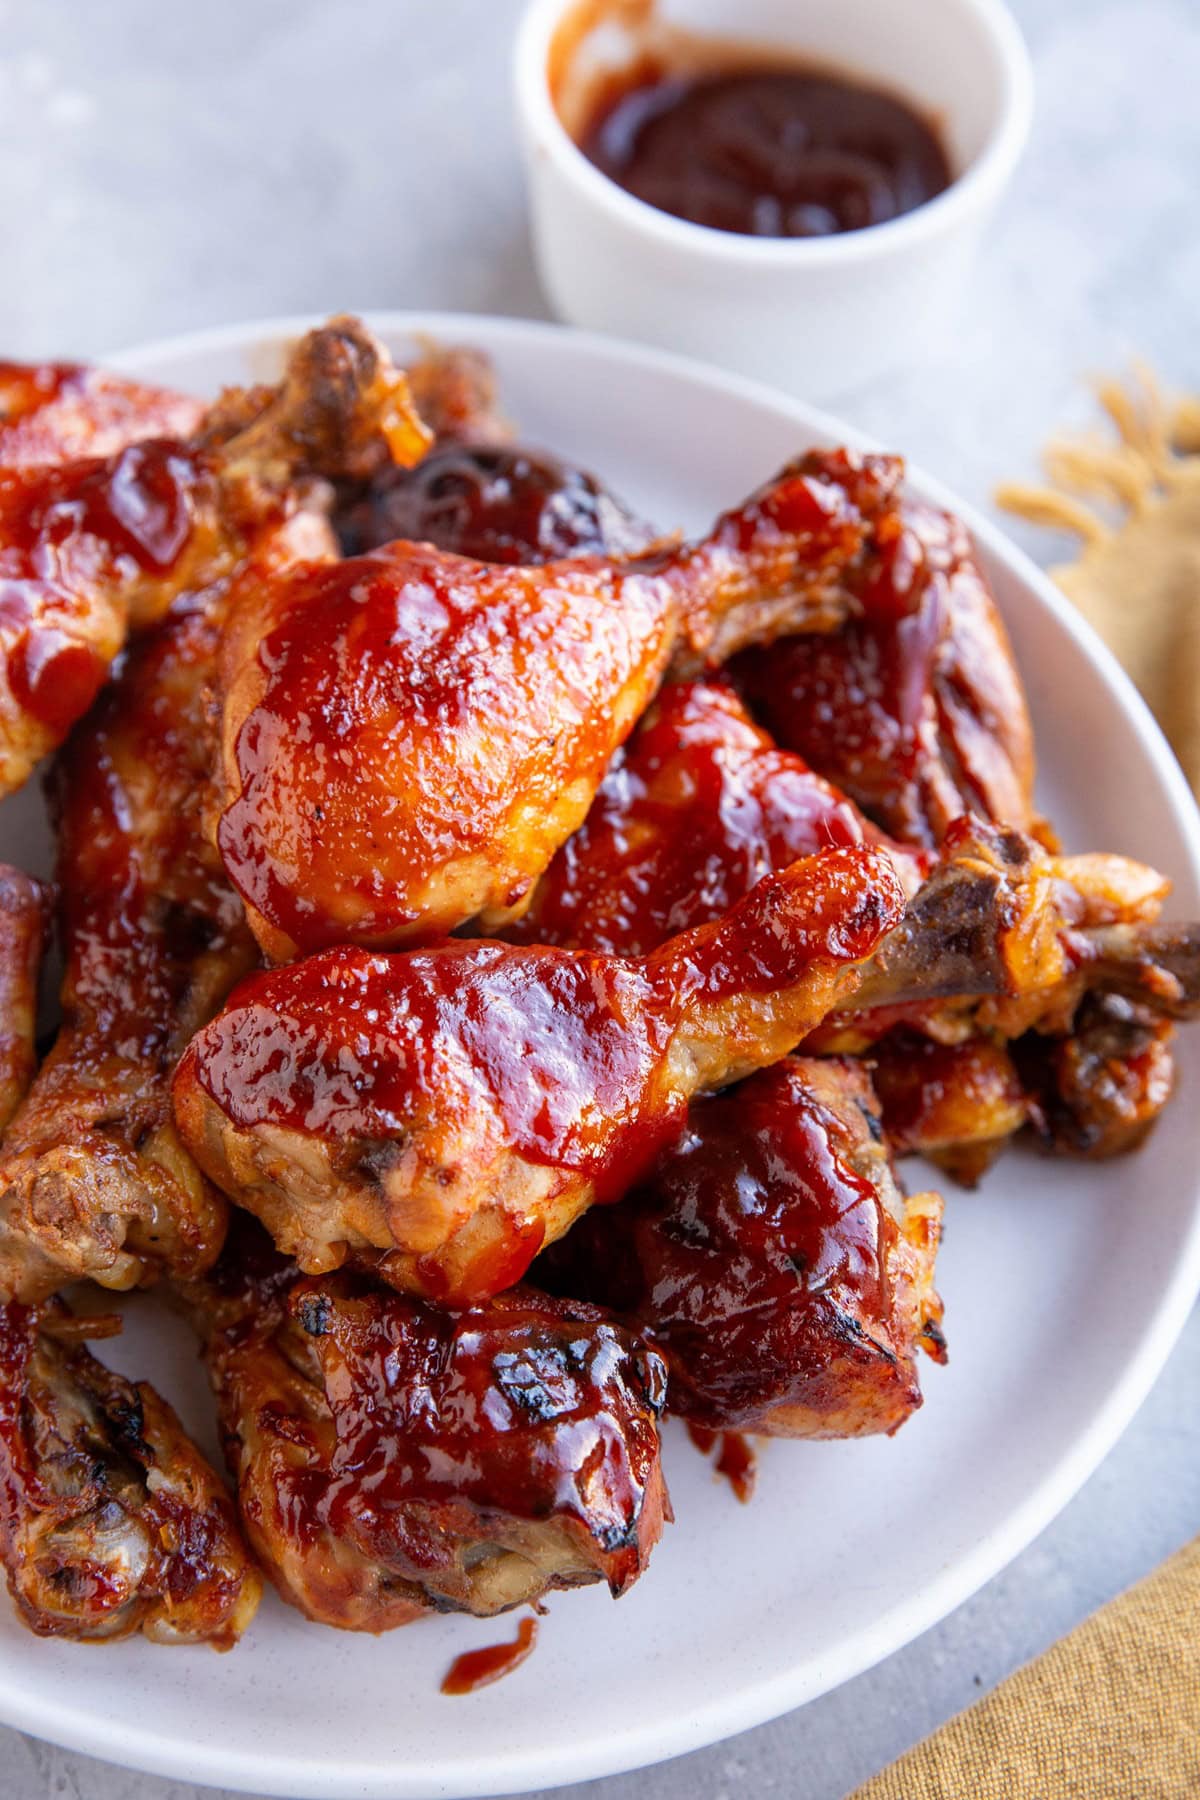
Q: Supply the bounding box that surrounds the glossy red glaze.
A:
[510,678,921,955]
[190,941,679,1196]
[539,1059,913,1432]
[218,451,904,957]
[0,442,202,569]
[217,542,679,953]
[336,441,654,565]
[580,66,950,238]
[0,443,206,730]
[735,497,1035,847]
[871,1029,1028,1159]
[276,1280,667,1591]
[186,844,902,1214]
[51,590,247,1063]
[714,1430,756,1502]
[0,361,204,469]
[441,1615,539,1694]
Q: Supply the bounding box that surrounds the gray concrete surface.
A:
[1,0,1198,1795]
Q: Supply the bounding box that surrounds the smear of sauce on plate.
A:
[687,1423,757,1503]
[441,1616,539,1695]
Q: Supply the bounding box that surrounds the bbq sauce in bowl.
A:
[577,61,951,238]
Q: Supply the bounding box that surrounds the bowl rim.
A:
[513,0,1034,267]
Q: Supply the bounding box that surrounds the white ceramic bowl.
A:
[514,0,1033,400]
[2,312,1198,1799]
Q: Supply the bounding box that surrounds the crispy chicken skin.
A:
[0,360,204,469]
[509,677,926,955]
[735,481,1036,848]
[540,1056,944,1438]
[172,845,907,1304]
[0,866,51,1134]
[0,1298,260,1646]
[214,450,898,960]
[881,994,1176,1178]
[192,1225,668,1630]
[0,316,429,800]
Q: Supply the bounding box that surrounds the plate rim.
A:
[5,309,1199,1799]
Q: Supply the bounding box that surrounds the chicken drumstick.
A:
[214,451,899,960]
[173,844,907,1303]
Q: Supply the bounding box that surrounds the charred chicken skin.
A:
[1018,993,1178,1161]
[213,450,900,960]
[192,1224,668,1630]
[172,845,907,1304]
[0,1298,260,1646]
[734,478,1036,849]
[0,359,204,469]
[0,316,429,799]
[540,1056,944,1438]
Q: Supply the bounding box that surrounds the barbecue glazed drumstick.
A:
[0,1298,260,1646]
[0,315,429,799]
[0,359,204,468]
[734,475,1037,848]
[190,1224,668,1629]
[509,677,927,956]
[172,844,907,1303]
[214,452,898,960]
[540,1056,944,1438]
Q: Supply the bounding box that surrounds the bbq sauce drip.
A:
[441,1616,539,1695]
[686,1424,757,1503]
[579,66,950,238]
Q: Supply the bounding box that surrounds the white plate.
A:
[3,314,1200,1799]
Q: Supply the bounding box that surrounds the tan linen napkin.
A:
[850,377,1200,1799]
[997,370,1200,792]
[849,1534,1200,1800]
